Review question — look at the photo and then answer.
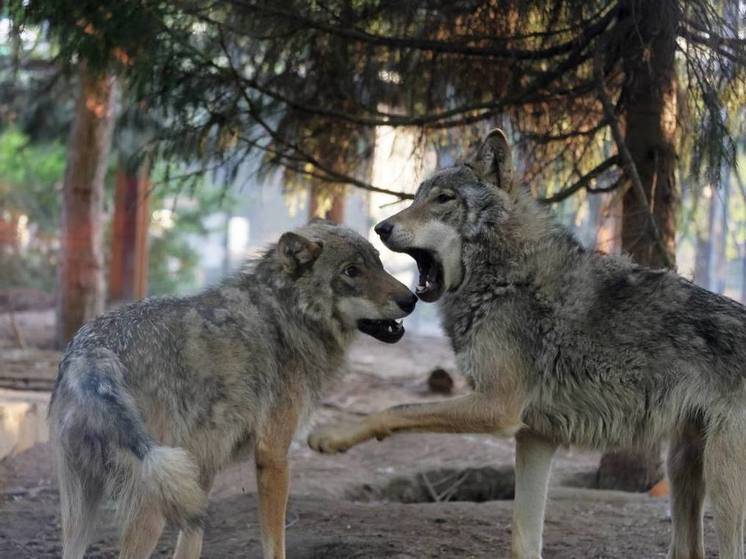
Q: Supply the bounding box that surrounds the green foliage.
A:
[0,249,57,291]
[146,164,233,296]
[0,128,65,292]
[0,125,230,296]
[0,127,66,234]
[147,226,201,296]
[10,0,170,77]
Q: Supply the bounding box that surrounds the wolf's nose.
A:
[396,292,417,314]
[375,220,393,241]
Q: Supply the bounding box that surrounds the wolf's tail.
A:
[50,348,206,537]
[115,445,205,530]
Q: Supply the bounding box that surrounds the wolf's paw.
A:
[307,422,366,454]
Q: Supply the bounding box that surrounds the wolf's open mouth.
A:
[404,248,444,302]
[357,319,405,343]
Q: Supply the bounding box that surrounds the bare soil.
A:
[0,328,728,558]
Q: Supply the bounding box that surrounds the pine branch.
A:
[227,1,618,60]
[537,155,620,204]
[523,121,608,145]
[679,28,746,65]
[218,36,414,199]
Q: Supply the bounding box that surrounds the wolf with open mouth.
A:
[49,220,415,559]
[310,129,746,559]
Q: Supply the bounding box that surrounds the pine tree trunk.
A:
[56,66,117,346]
[109,158,150,302]
[309,182,346,223]
[595,193,622,255]
[598,0,679,492]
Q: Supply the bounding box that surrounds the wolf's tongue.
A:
[416,267,438,296]
[415,261,443,302]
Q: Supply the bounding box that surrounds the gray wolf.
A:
[309,130,746,559]
[49,221,416,559]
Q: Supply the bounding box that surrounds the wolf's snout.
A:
[374,220,393,242]
[395,291,417,314]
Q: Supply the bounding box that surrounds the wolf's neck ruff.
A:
[440,194,583,353]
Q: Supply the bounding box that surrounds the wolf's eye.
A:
[436,193,455,204]
[343,265,361,278]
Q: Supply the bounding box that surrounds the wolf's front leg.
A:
[308,393,524,454]
[255,452,289,559]
[255,403,299,559]
[512,430,556,559]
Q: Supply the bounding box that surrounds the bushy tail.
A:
[116,445,206,531]
[51,348,206,533]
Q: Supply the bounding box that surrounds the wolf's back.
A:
[50,347,205,529]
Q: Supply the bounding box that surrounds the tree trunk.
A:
[109,158,150,302]
[595,192,622,255]
[309,183,345,223]
[598,0,679,492]
[56,66,117,346]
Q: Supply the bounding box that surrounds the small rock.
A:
[427,368,454,394]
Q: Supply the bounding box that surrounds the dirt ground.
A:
[0,317,728,558]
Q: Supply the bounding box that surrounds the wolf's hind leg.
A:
[118,504,165,559]
[173,473,215,559]
[173,527,205,559]
[704,420,746,559]
[667,422,706,559]
[512,430,556,559]
[58,457,105,559]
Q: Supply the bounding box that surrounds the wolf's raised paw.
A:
[307,422,363,454]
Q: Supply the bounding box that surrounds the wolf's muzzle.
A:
[395,292,417,314]
[374,220,393,242]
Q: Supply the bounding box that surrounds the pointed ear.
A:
[277,232,323,275]
[470,128,514,191]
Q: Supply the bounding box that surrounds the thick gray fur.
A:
[365,130,746,558]
[49,221,413,559]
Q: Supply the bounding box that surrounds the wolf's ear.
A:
[277,232,323,275]
[470,128,514,191]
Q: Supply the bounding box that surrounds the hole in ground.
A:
[349,466,515,504]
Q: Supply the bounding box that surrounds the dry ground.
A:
[0,317,729,558]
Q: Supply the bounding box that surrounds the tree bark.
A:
[309,183,346,223]
[109,158,150,302]
[56,66,117,346]
[595,193,622,255]
[598,0,679,492]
